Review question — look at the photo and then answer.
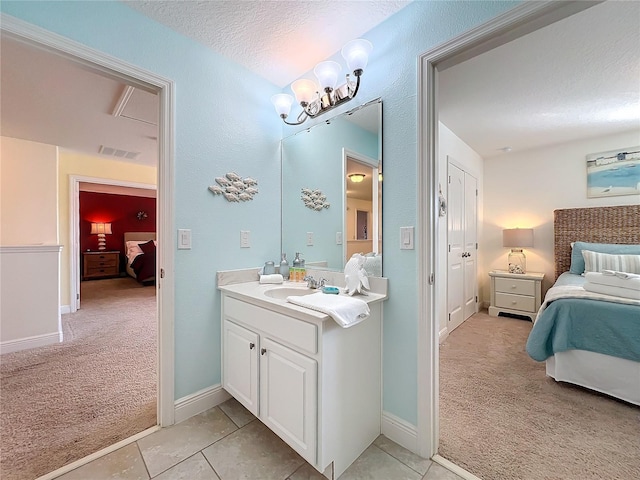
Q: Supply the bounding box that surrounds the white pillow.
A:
[582,250,640,274]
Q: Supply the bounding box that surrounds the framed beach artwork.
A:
[586,146,640,198]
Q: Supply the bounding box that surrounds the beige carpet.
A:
[0,277,157,480]
[439,311,640,480]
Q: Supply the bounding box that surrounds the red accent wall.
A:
[80,191,156,255]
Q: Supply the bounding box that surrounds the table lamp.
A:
[503,228,533,274]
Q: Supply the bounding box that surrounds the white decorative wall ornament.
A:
[208,173,259,202]
[301,188,330,210]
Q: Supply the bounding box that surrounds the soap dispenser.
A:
[280,253,289,280]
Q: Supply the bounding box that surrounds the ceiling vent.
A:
[98,145,141,160]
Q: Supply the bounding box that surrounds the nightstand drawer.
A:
[85,265,119,277]
[86,257,117,268]
[495,292,535,312]
[494,277,535,296]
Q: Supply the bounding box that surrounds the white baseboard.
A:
[381,411,418,454]
[60,305,71,315]
[1,332,60,354]
[174,384,231,424]
[438,326,448,344]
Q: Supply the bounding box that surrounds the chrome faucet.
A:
[303,275,327,289]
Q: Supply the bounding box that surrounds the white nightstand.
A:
[488,270,544,321]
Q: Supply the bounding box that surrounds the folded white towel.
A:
[584,282,640,300]
[259,274,283,284]
[584,272,640,291]
[286,292,370,328]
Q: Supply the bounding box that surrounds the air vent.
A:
[98,145,140,160]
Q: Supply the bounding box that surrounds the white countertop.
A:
[218,280,387,323]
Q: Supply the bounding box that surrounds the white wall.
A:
[483,130,640,298]
[1,136,58,245]
[438,123,485,335]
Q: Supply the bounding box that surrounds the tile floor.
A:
[56,398,464,480]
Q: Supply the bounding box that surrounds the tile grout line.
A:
[135,440,152,479]
[200,449,223,480]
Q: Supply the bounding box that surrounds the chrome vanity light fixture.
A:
[271,39,373,125]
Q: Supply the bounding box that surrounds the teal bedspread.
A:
[526,274,640,362]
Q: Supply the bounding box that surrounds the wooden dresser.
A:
[83,251,120,280]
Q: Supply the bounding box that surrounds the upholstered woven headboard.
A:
[554,205,640,279]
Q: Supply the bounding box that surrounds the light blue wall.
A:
[280,0,518,424]
[3,0,520,425]
[1,1,282,399]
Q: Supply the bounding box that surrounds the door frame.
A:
[70,175,157,312]
[1,13,176,435]
[416,0,598,461]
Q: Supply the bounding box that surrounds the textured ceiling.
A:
[124,0,411,87]
[438,0,640,159]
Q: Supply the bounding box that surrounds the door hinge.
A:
[448,313,451,321]
[475,296,478,303]
[476,189,478,196]
[448,244,451,252]
[77,293,80,300]
[448,175,451,184]
[476,243,478,249]
[160,268,165,279]
[429,273,435,285]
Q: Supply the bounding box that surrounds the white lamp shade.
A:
[291,79,318,104]
[271,93,294,116]
[502,228,534,248]
[90,222,112,235]
[314,61,342,90]
[342,39,373,72]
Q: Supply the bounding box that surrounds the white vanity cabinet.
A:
[220,289,383,479]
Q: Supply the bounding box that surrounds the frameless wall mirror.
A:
[281,99,382,275]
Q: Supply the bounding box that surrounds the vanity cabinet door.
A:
[260,337,317,464]
[223,320,259,416]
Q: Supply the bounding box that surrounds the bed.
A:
[525,205,640,405]
[124,232,157,284]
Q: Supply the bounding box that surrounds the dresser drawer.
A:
[494,277,535,296]
[86,257,118,268]
[495,292,536,313]
[224,296,317,355]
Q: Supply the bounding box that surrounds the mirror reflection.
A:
[281,99,382,275]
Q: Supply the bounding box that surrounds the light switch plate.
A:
[306,232,314,246]
[400,226,414,250]
[240,230,250,248]
[336,232,343,245]
[178,229,191,249]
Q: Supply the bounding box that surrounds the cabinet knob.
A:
[511,301,517,305]
[249,343,255,350]
[511,285,516,289]
[261,348,267,355]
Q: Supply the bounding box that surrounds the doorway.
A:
[1,14,175,478]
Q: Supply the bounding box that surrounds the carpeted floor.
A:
[439,310,640,480]
[0,277,157,480]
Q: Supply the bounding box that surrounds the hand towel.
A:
[585,272,640,291]
[286,292,370,328]
[584,281,640,300]
[259,274,284,284]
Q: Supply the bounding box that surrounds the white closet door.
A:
[447,160,478,334]
[463,173,478,321]
[447,163,465,332]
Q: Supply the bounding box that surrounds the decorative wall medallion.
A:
[301,188,330,211]
[208,172,259,202]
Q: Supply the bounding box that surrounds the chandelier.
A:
[271,39,373,125]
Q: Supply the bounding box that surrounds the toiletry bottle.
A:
[292,253,301,282]
[299,254,306,281]
[264,261,275,275]
[280,253,289,280]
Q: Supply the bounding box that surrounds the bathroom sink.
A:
[264,287,317,300]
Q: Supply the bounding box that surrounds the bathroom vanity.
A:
[218,270,387,479]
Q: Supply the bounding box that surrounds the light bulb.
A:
[271,93,294,117]
[291,79,318,105]
[342,39,373,73]
[314,61,341,91]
